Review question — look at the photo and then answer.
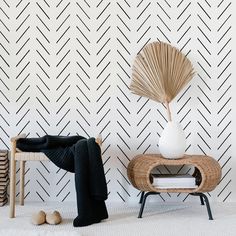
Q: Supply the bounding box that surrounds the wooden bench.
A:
[9,134,102,218]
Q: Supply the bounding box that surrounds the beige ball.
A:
[46,211,62,225]
[31,210,46,225]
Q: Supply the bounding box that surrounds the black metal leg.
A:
[201,193,213,220]
[138,192,160,218]
[190,193,213,220]
[200,195,205,205]
[139,191,145,204]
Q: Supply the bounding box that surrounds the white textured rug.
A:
[0,202,236,236]
[0,229,78,236]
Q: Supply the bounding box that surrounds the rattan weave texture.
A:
[127,154,221,193]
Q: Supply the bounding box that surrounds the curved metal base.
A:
[190,192,213,220]
[138,191,213,220]
[200,195,205,205]
[139,191,145,204]
[138,192,160,218]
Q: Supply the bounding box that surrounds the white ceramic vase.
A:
[159,121,186,159]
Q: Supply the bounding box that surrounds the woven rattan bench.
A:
[127,154,221,220]
[9,134,102,218]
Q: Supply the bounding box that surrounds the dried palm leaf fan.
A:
[130,41,195,121]
[130,42,195,159]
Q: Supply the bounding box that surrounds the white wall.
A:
[0,0,234,203]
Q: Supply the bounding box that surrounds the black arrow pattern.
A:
[0,0,10,150]
[115,0,133,202]
[75,0,92,139]
[54,0,72,137]
[0,0,233,202]
[53,0,74,202]
[13,0,34,201]
[136,1,154,155]
[215,0,232,202]
[93,0,112,198]
[195,0,213,160]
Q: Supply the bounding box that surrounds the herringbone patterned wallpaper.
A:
[0,0,233,202]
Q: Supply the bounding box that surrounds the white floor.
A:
[0,201,236,236]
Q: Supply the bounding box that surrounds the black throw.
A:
[16,135,108,227]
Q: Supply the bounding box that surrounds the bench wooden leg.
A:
[9,148,16,218]
[19,161,25,206]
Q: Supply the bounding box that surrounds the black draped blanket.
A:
[16,135,108,227]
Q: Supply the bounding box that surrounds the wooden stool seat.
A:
[15,152,49,161]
